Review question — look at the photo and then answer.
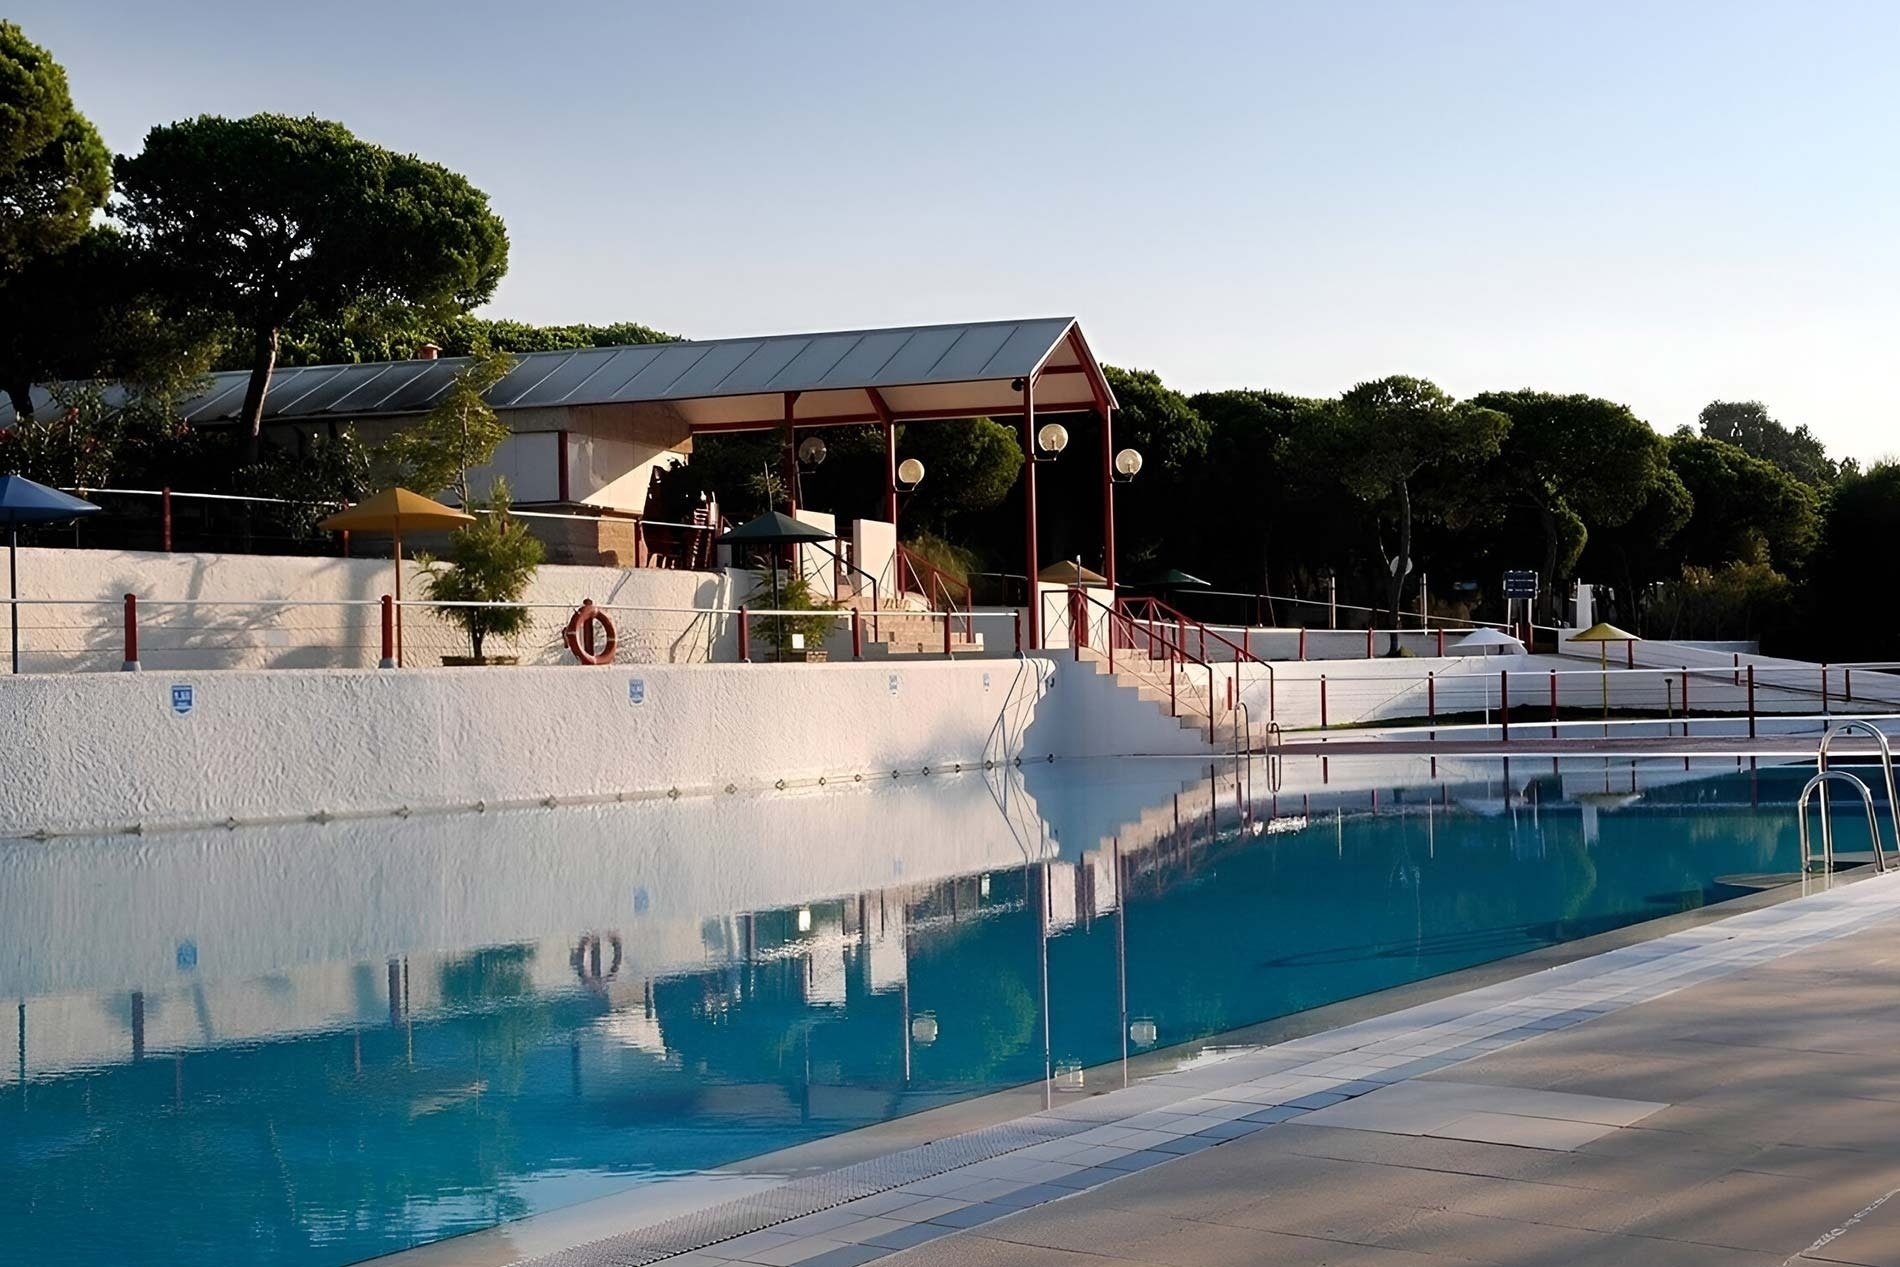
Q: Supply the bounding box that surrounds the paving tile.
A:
[888,1196,969,1222]
[986,1182,1078,1210]
[1096,1149,1175,1172]
[736,1234,853,1266]
[925,1201,1015,1229]
[858,1220,954,1251]
[793,1246,886,1267]
[1191,1119,1263,1141]
[827,1216,915,1244]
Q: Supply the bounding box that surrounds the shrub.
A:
[418,478,544,659]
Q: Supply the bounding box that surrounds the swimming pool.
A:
[0,756,1866,1266]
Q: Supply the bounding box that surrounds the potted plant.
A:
[419,478,544,665]
[748,571,838,661]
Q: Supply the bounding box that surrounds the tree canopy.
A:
[1698,399,1835,486]
[0,21,110,274]
[115,113,509,453]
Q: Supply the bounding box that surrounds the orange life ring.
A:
[563,600,618,665]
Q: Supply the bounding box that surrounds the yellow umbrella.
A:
[1569,621,1639,719]
[319,488,474,667]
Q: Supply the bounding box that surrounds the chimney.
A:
[415,342,441,360]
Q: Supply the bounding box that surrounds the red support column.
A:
[782,391,800,513]
[121,594,140,672]
[1099,404,1117,588]
[1747,664,1757,738]
[1021,378,1040,648]
[868,388,898,527]
[1500,670,1510,742]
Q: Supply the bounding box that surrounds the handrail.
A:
[811,542,879,641]
[1797,770,1885,875]
[896,544,974,640]
[1068,586,1220,742]
[1816,721,1898,872]
[1118,593,1275,723]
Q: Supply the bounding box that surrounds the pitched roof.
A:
[0,317,1115,431]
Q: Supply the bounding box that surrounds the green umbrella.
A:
[716,512,837,661]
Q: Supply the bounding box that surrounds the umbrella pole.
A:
[8,525,16,675]
[395,531,404,669]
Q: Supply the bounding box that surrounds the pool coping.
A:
[370,860,1880,1267]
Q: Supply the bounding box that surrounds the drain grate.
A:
[520,1115,1088,1266]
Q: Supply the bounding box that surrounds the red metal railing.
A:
[1070,587,1220,741]
[896,545,974,640]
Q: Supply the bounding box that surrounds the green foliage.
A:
[418,479,544,659]
[1646,560,1795,642]
[747,571,838,656]
[1665,431,1819,572]
[1698,399,1835,486]
[269,313,677,368]
[0,21,110,274]
[0,381,120,486]
[898,416,1023,533]
[115,113,509,448]
[1470,390,1671,603]
[1807,461,1900,661]
[377,348,515,502]
[234,429,373,539]
[900,530,977,584]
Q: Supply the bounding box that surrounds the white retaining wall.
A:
[1,545,740,672]
[0,656,1215,836]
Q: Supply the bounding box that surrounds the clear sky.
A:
[19,1,1900,460]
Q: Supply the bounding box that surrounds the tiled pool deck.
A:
[485,867,1900,1267]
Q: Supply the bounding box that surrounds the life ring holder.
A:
[572,931,624,986]
[563,600,618,665]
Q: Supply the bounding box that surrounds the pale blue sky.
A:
[21,1,1900,459]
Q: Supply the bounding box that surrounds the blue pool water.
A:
[0,756,1864,1266]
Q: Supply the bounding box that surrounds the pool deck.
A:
[486,866,1900,1267]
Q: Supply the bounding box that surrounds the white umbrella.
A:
[1451,627,1526,656]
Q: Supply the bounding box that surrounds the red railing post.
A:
[1500,670,1510,742]
[1747,664,1756,738]
[851,607,863,659]
[738,606,750,663]
[1549,669,1559,737]
[379,595,395,668]
[1427,670,1436,738]
[121,594,141,672]
[943,606,953,658]
[1626,639,1635,668]
[1846,667,1854,703]
[1014,609,1023,656]
[1208,663,1216,742]
[160,487,173,553]
[1320,673,1329,729]
[1298,627,1307,661]
[1822,664,1831,714]
[1365,626,1374,659]
[1680,666,1689,723]
[1169,645,1178,717]
[1436,628,1444,656]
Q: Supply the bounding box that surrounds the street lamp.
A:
[796,435,828,467]
[897,457,925,490]
[1112,447,1143,483]
[1034,422,1069,462]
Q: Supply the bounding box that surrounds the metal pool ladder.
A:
[1798,721,1899,873]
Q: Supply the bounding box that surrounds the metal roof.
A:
[0,317,1116,432]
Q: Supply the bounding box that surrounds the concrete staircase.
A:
[837,594,985,658]
[1076,646,1229,745]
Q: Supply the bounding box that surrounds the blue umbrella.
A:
[0,476,101,673]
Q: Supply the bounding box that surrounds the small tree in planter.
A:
[747,570,839,660]
[419,478,543,664]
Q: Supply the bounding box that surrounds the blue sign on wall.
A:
[170,684,195,716]
[628,678,646,705]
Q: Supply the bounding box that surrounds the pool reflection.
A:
[0,755,1822,1267]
